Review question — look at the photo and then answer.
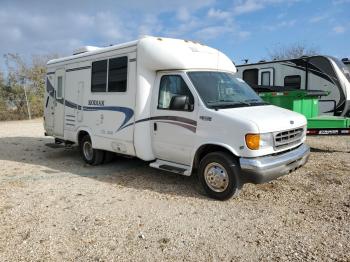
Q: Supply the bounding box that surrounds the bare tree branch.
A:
[268,43,319,60]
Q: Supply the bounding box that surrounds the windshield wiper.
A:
[207,100,251,109]
[244,98,269,105]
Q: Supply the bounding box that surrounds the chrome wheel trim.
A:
[204,162,229,193]
[83,140,93,161]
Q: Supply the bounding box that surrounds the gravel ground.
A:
[0,119,349,261]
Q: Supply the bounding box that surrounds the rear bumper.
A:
[239,144,310,184]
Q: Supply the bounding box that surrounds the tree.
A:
[268,43,319,60]
[0,53,58,120]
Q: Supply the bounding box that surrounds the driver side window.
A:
[158,75,194,111]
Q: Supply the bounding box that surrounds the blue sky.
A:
[0,0,349,67]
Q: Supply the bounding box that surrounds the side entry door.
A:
[53,69,65,137]
[258,68,274,86]
[151,73,198,165]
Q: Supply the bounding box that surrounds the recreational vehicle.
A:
[342,58,350,72]
[44,36,310,200]
[236,56,350,117]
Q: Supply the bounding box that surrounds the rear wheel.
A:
[80,135,104,165]
[198,151,241,200]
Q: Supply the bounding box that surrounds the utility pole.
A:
[20,76,31,120]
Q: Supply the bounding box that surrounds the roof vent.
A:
[73,46,101,55]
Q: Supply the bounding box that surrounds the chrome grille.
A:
[274,128,304,149]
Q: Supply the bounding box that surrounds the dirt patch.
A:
[0,119,349,261]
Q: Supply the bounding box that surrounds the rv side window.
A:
[108,56,127,92]
[91,60,107,92]
[57,76,63,98]
[158,75,194,111]
[261,71,270,86]
[284,75,301,89]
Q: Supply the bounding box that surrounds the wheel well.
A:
[193,144,237,170]
[77,130,90,146]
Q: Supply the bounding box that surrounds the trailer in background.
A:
[236,56,350,117]
[342,58,350,73]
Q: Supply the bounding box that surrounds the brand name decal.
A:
[319,130,338,135]
[88,100,104,106]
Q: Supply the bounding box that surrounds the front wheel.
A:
[198,152,241,200]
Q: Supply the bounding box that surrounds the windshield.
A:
[329,56,350,82]
[187,71,266,109]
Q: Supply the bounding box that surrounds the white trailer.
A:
[235,56,350,117]
[44,36,310,200]
[342,58,350,74]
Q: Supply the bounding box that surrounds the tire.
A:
[198,151,241,200]
[80,135,104,165]
[103,151,115,164]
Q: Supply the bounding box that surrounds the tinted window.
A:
[261,71,270,86]
[284,75,301,89]
[91,60,107,92]
[242,69,258,86]
[108,56,127,92]
[158,75,194,111]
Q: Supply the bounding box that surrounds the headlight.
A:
[245,133,274,150]
[259,133,274,149]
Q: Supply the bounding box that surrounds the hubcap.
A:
[83,141,93,161]
[204,162,229,193]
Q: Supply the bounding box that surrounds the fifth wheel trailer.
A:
[44,36,310,200]
[343,58,350,73]
[235,56,350,117]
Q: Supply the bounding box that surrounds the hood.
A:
[218,105,307,133]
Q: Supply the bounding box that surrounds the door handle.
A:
[154,122,157,131]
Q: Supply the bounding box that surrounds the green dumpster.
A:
[258,90,321,118]
[257,89,350,135]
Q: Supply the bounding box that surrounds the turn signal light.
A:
[245,134,260,150]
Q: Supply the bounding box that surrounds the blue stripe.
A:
[82,106,134,130]
[46,80,134,131]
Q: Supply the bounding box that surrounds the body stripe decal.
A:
[120,116,197,132]
[82,106,134,131]
[156,120,196,133]
[46,77,196,133]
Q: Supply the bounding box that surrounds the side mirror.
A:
[169,95,193,111]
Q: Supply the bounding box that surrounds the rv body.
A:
[44,36,310,200]
[342,58,350,74]
[236,56,350,117]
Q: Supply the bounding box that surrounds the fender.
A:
[75,126,93,145]
[190,141,241,174]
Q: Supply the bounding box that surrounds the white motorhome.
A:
[44,36,310,200]
[236,56,350,117]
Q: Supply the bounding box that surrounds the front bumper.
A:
[239,143,310,184]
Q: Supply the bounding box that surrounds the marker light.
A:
[245,134,260,150]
